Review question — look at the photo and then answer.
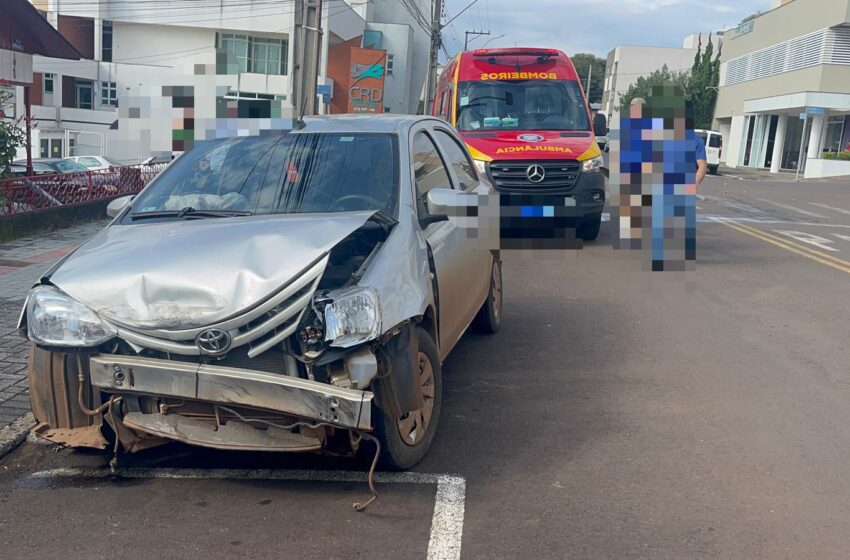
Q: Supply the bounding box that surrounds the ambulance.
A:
[432,48,605,240]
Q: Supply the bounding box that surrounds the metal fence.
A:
[1,163,169,216]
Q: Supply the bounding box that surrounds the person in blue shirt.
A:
[616,87,707,270]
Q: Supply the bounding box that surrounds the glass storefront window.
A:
[823,116,845,154]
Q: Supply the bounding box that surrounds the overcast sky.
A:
[441,0,771,58]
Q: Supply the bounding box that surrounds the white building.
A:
[713,0,850,178]
[601,45,698,121]
[23,0,430,161]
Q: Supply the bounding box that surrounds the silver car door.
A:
[410,128,477,356]
[431,127,492,307]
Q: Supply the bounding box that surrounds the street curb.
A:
[0,413,35,460]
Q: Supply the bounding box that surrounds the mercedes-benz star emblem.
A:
[196,328,231,355]
[527,164,546,183]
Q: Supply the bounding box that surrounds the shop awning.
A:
[744,92,850,114]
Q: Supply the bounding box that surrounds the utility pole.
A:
[464,30,490,51]
[424,0,442,115]
[292,0,324,118]
[585,63,593,100]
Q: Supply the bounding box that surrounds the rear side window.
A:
[709,134,722,148]
[412,132,452,207]
[433,130,478,191]
[79,157,101,168]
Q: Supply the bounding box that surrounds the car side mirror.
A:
[107,195,134,218]
[426,187,471,217]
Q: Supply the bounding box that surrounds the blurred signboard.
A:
[731,20,754,39]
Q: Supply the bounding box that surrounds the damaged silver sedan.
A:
[18,115,502,475]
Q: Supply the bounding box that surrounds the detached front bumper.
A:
[88,354,373,431]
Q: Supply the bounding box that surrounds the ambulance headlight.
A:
[473,160,488,175]
[582,156,603,173]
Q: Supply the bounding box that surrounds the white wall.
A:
[366,22,415,114]
[53,0,297,35]
[369,0,430,110]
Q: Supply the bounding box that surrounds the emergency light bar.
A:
[473,49,559,58]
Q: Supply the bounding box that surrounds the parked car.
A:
[696,129,722,175]
[20,115,502,472]
[65,155,124,171]
[12,158,89,175]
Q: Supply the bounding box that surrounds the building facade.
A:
[20,0,430,162]
[713,0,850,178]
[601,45,699,121]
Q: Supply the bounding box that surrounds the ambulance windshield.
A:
[456,80,591,132]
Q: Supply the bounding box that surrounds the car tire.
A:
[709,165,719,175]
[373,327,442,471]
[578,214,602,241]
[472,257,502,334]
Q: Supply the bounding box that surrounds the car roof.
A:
[295,114,442,135]
[14,158,66,164]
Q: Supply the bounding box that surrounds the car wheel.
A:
[373,327,442,470]
[578,214,602,241]
[472,257,502,334]
[709,165,719,175]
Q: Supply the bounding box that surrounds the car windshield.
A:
[128,132,398,219]
[457,80,590,132]
[54,160,88,173]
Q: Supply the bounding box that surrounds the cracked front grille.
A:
[115,255,328,358]
[489,160,581,193]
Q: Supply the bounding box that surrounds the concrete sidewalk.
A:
[0,221,107,429]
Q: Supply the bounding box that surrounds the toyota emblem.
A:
[196,328,231,355]
[526,164,546,183]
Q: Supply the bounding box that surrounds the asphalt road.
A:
[2,173,849,559]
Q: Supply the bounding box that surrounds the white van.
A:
[696,129,722,174]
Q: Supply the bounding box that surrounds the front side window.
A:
[456,79,591,132]
[79,157,101,168]
[411,132,452,205]
[127,133,398,220]
[433,130,478,190]
[101,81,117,107]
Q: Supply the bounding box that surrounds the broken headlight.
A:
[323,287,381,348]
[26,285,117,347]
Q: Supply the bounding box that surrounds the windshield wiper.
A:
[130,206,253,220]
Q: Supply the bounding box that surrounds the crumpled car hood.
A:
[48,212,375,330]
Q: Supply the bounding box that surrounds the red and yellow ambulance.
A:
[433,48,605,240]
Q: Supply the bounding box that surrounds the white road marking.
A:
[31,467,467,560]
[705,196,772,217]
[758,199,827,218]
[773,231,839,252]
[809,202,850,216]
[705,216,850,228]
[833,233,850,242]
[428,475,467,560]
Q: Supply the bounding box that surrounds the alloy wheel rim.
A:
[397,352,435,446]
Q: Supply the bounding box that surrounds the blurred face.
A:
[198,159,210,173]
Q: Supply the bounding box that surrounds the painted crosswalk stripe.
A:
[809,202,850,217]
[757,199,827,218]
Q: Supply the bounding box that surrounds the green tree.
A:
[0,90,27,178]
[571,53,607,104]
[618,65,691,114]
[688,34,722,129]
